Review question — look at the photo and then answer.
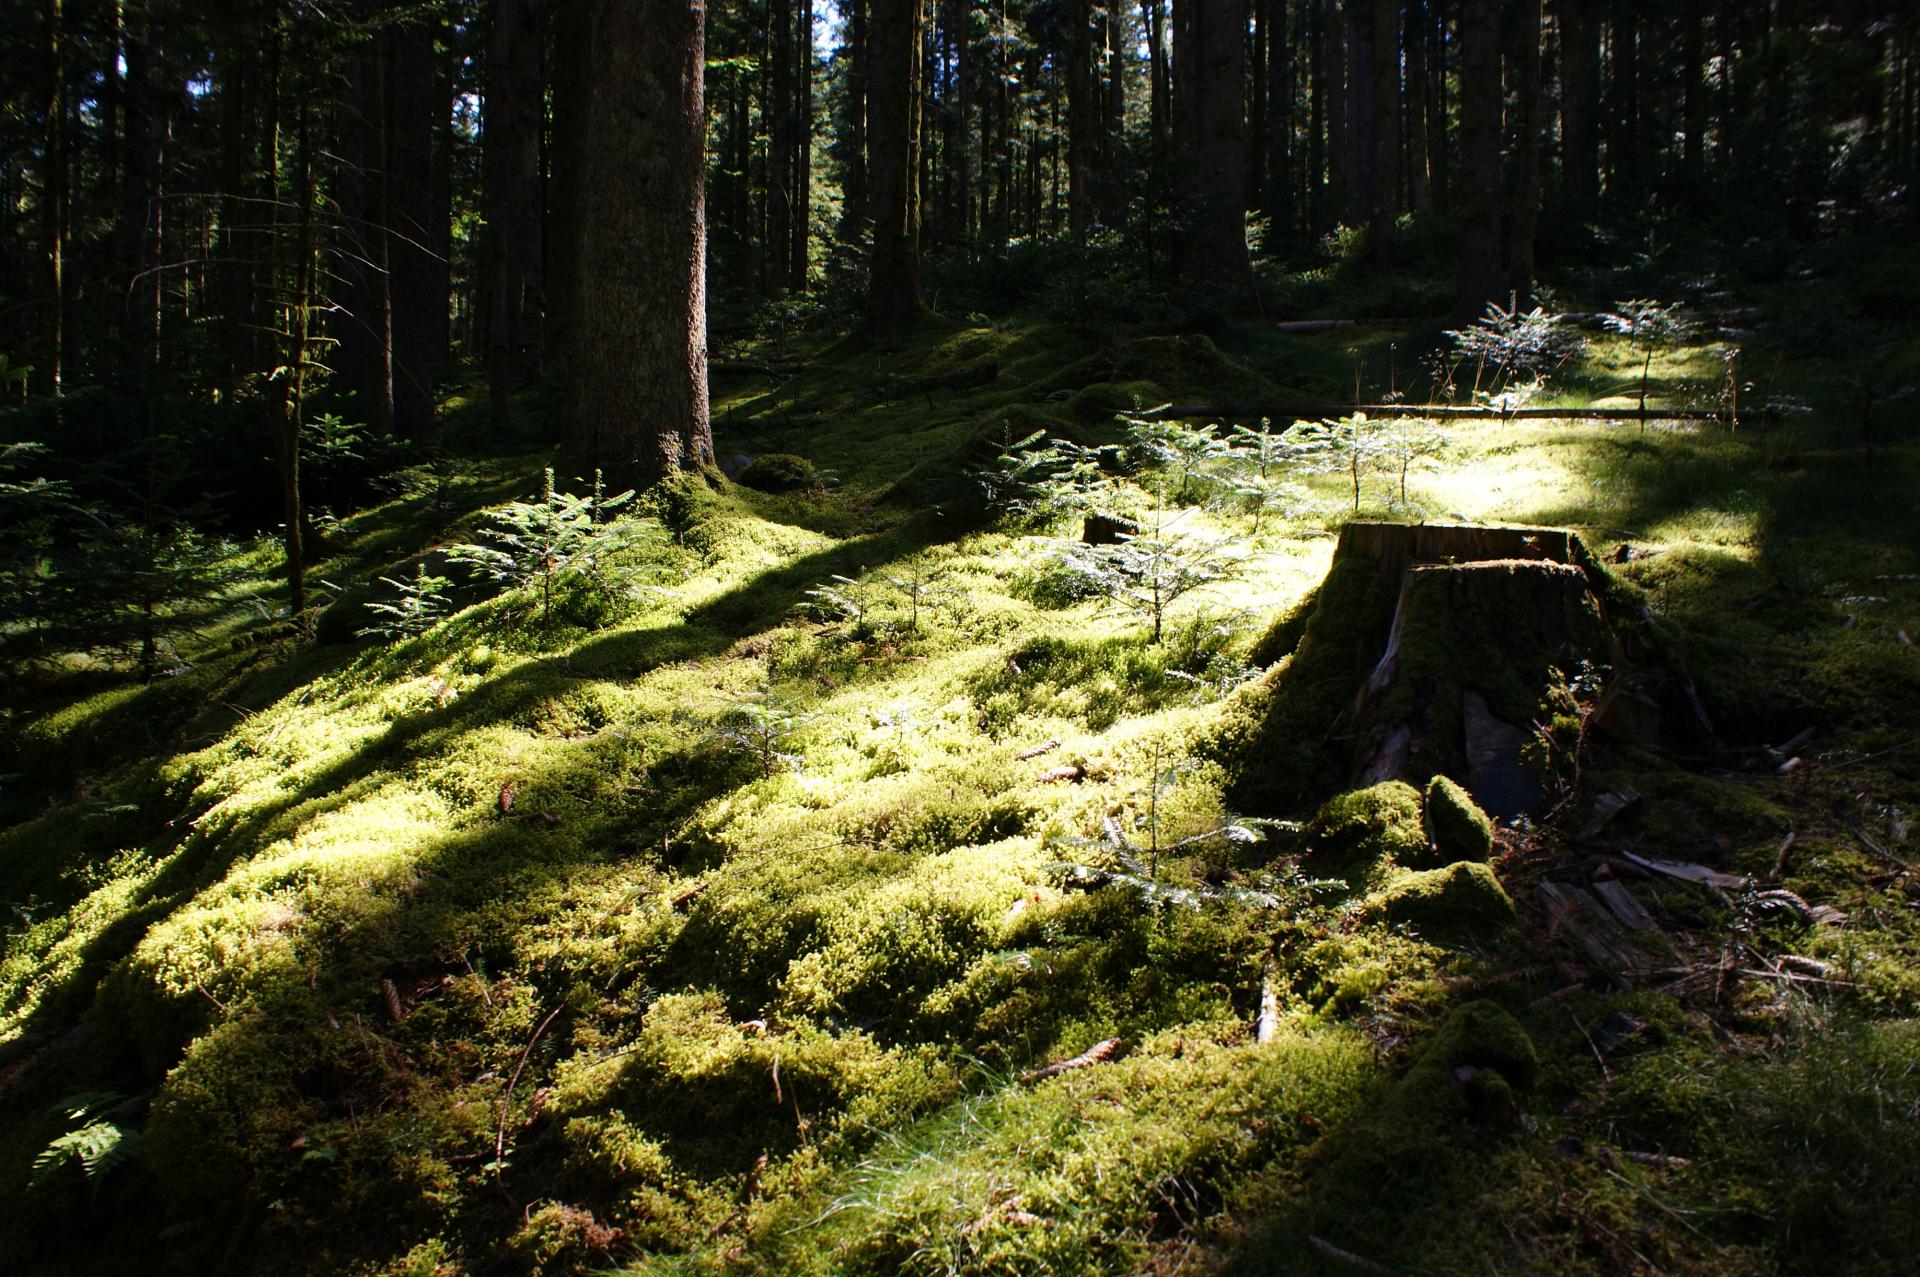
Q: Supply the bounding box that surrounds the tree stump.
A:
[1234,522,1633,817]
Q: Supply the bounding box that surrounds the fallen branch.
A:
[1136,402,1774,425]
[1307,1235,1392,1274]
[1018,1037,1121,1083]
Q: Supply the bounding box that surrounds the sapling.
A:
[449,468,662,625]
[1603,300,1695,430]
[703,687,817,779]
[358,562,454,639]
[879,554,959,632]
[1445,295,1583,406]
[1051,498,1237,643]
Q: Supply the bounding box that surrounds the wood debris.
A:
[1034,765,1081,783]
[1579,787,1643,841]
[1619,851,1747,889]
[1015,738,1062,760]
[1591,878,1658,932]
[1018,1037,1121,1083]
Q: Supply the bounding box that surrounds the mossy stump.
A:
[1235,521,1621,818]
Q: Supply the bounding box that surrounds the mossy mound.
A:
[1423,774,1494,865]
[736,452,825,492]
[1301,780,1426,886]
[1368,861,1516,934]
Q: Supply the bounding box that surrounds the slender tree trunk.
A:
[1682,0,1706,192]
[769,0,794,295]
[793,0,814,289]
[1102,1,1124,224]
[1250,0,1269,215]
[1405,0,1431,212]
[1607,2,1639,202]
[1325,0,1347,226]
[838,0,869,245]
[1427,0,1448,212]
[1068,0,1095,240]
[565,0,712,488]
[42,0,68,398]
[865,0,925,327]
[1508,0,1542,301]
[1266,0,1292,231]
[119,3,164,377]
[1309,0,1328,231]
[388,18,440,441]
[1366,0,1398,267]
[1455,0,1501,316]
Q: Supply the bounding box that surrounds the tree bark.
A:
[1558,0,1598,210]
[865,0,925,327]
[1344,0,1374,226]
[118,3,164,376]
[1404,0,1431,212]
[1682,0,1706,190]
[387,18,440,442]
[1366,0,1398,267]
[565,0,712,488]
[484,0,546,424]
[838,0,869,245]
[1508,0,1542,301]
[1068,0,1095,239]
[42,0,68,397]
[769,0,794,294]
[792,0,813,289]
[547,0,591,350]
[1454,0,1501,317]
[1185,0,1253,287]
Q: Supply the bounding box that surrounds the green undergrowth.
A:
[2,308,1918,1275]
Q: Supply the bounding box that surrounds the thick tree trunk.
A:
[119,5,164,376]
[1186,0,1253,287]
[484,0,546,424]
[839,0,869,245]
[1682,0,1706,190]
[1325,0,1347,226]
[565,0,712,488]
[1266,0,1292,231]
[1366,0,1398,267]
[1508,0,1542,301]
[1426,0,1448,212]
[387,19,440,442]
[1309,0,1327,230]
[1558,0,1599,210]
[1344,0,1373,226]
[1454,0,1501,316]
[1607,3,1639,202]
[864,0,924,328]
[547,0,591,350]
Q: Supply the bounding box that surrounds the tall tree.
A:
[1366,0,1398,267]
[387,18,441,442]
[41,0,68,398]
[564,0,712,487]
[1559,0,1599,210]
[1454,0,1501,315]
[1067,0,1096,238]
[1184,0,1252,286]
[865,0,924,327]
[483,0,546,422]
[547,0,592,347]
[1508,0,1543,301]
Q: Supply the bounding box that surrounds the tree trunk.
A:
[865,0,925,328]
[1266,0,1292,232]
[547,0,591,350]
[387,18,440,442]
[838,0,869,245]
[1682,0,1706,191]
[484,0,546,425]
[1344,0,1373,226]
[1426,0,1447,212]
[1185,0,1253,287]
[337,41,393,433]
[565,0,712,488]
[1366,0,1398,267]
[42,0,68,398]
[1508,0,1542,301]
[1454,0,1501,317]
[1405,0,1431,213]
[1558,0,1598,210]
[792,0,813,289]
[1068,0,1095,239]
[1607,2,1639,203]
[1309,0,1328,230]
[119,4,164,376]
[769,0,794,295]
[1325,0,1347,226]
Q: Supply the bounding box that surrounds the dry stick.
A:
[1306,1235,1392,1274]
[494,1004,566,1201]
[1769,831,1797,880]
[1569,1009,1611,1083]
[1136,402,1773,424]
[1018,1038,1121,1083]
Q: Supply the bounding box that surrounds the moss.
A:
[1301,780,1427,887]
[1423,775,1494,865]
[1368,862,1515,934]
[737,453,825,493]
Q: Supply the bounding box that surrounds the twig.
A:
[1307,1235,1391,1273]
[1569,1009,1611,1083]
[1768,831,1796,879]
[1018,1037,1121,1083]
[494,1004,566,1202]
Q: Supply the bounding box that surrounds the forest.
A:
[2,0,1918,1273]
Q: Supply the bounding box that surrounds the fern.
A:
[31,1092,143,1191]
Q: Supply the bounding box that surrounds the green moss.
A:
[1301,780,1427,887]
[1368,862,1515,934]
[737,453,825,493]
[1423,775,1494,865]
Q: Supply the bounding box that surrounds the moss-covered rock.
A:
[1424,774,1495,865]
[736,452,824,492]
[1396,998,1537,1125]
[1302,780,1427,887]
[1369,861,1515,933]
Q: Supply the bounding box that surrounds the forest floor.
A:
[3,247,1920,1275]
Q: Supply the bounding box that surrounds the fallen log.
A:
[1136,402,1775,424]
